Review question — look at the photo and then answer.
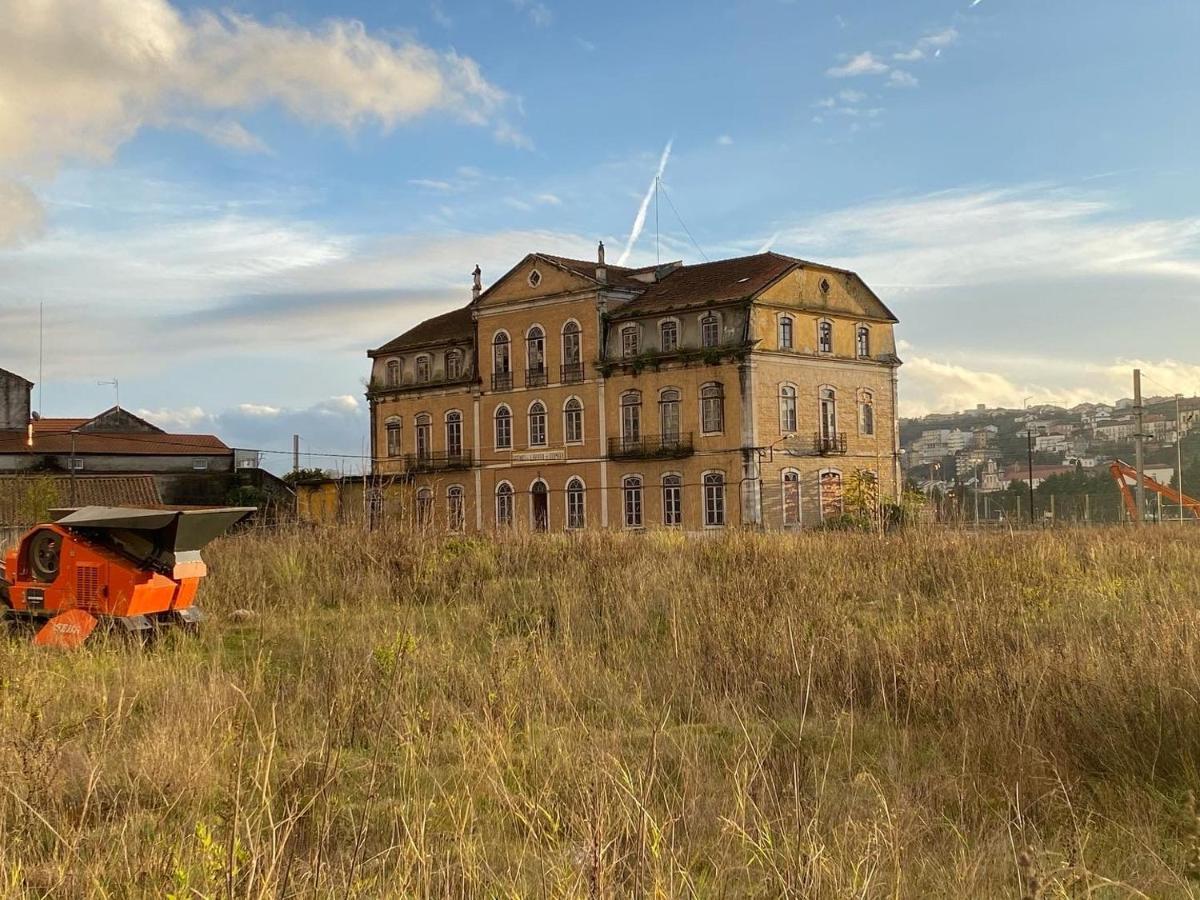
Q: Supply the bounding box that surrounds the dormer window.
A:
[660,319,678,352]
[700,314,719,349]
[416,356,431,383]
[621,324,640,358]
[445,350,461,380]
[386,358,401,387]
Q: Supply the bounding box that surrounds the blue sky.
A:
[1,0,1198,471]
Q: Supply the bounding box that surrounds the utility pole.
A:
[292,434,300,475]
[69,432,77,506]
[1133,369,1146,524]
[1177,393,1186,523]
[1026,428,1035,525]
[973,463,980,527]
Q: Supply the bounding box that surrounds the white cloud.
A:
[893,48,924,62]
[535,193,562,206]
[838,89,867,104]
[716,134,734,146]
[920,27,959,49]
[172,118,270,153]
[888,70,919,88]
[0,0,518,244]
[771,186,1200,289]
[815,97,837,109]
[826,52,889,78]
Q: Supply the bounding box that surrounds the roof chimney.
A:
[596,241,606,283]
[471,264,482,300]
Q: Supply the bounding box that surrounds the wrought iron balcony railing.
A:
[560,362,585,384]
[491,372,513,391]
[607,433,695,460]
[403,450,473,473]
[815,432,848,455]
[525,367,548,388]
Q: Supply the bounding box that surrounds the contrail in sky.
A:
[618,138,673,265]
[970,0,984,6]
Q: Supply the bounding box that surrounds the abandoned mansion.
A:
[365,245,901,531]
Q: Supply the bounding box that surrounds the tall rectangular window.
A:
[701,384,724,434]
[779,316,793,349]
[386,420,401,457]
[446,412,463,456]
[621,392,641,443]
[660,320,678,352]
[564,399,584,444]
[659,390,681,442]
[662,475,682,526]
[567,479,586,529]
[623,476,643,528]
[621,326,640,358]
[704,473,726,527]
[495,407,512,449]
[701,315,719,348]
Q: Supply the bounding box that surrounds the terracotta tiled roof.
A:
[0,426,229,456]
[0,475,162,524]
[371,304,474,356]
[610,253,798,317]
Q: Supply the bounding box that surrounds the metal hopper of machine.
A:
[0,506,254,648]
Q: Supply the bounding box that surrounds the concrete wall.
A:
[0,371,31,430]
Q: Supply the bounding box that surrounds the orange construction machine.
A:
[0,506,253,648]
[1109,460,1200,521]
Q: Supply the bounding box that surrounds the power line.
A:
[658,179,709,262]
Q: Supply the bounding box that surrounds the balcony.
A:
[561,362,585,384]
[815,432,848,455]
[525,366,548,388]
[403,450,473,473]
[491,372,513,391]
[607,433,695,460]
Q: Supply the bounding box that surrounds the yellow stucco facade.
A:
[363,248,900,531]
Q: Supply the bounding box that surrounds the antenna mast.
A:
[38,302,43,414]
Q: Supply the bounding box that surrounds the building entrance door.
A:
[532,482,549,531]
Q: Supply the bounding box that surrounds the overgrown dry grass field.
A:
[2,525,1200,897]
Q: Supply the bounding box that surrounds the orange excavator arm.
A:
[1109,460,1200,520]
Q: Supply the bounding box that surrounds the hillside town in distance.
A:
[901,393,1200,522]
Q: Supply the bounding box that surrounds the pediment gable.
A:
[474,254,601,309]
[755,264,897,322]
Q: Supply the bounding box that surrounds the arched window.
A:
[415,356,431,383]
[779,384,797,434]
[528,400,547,447]
[662,474,682,526]
[492,332,511,389]
[564,397,584,444]
[526,325,546,378]
[445,410,463,458]
[819,469,844,519]
[860,390,875,436]
[495,482,514,527]
[415,413,432,460]
[700,313,720,348]
[385,416,401,457]
[856,325,870,359]
[620,390,641,446]
[416,488,433,526]
[659,319,679,352]
[703,472,726,527]
[779,316,793,350]
[447,485,465,531]
[700,383,724,434]
[622,475,643,528]
[782,470,801,527]
[386,359,401,387]
[620,324,640,358]
[445,350,462,381]
[494,405,512,449]
[566,477,586,529]
[819,386,837,444]
[818,320,833,354]
[659,388,681,443]
[562,321,582,382]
